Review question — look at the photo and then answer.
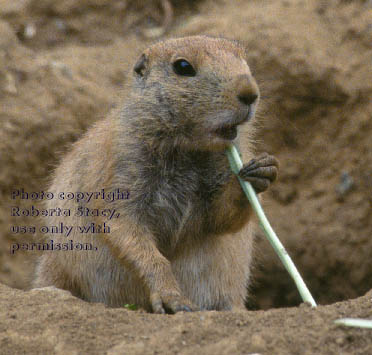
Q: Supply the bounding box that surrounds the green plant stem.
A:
[334,318,372,329]
[226,144,317,307]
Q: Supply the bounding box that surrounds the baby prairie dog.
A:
[34,35,278,313]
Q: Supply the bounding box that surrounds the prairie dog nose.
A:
[234,74,259,106]
[238,92,258,106]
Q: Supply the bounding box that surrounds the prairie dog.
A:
[34,36,278,313]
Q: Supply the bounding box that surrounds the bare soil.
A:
[0,0,371,353]
[1,283,372,355]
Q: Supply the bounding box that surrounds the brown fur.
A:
[34,35,276,313]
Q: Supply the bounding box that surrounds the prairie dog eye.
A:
[173,59,196,77]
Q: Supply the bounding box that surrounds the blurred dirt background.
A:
[0,0,371,353]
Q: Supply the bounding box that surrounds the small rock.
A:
[336,171,354,200]
[23,23,36,39]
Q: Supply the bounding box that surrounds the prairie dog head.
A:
[131,35,259,152]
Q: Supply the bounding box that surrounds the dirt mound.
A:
[1,283,371,354]
[0,0,372,353]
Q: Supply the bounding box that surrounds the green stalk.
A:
[334,318,372,329]
[226,144,317,307]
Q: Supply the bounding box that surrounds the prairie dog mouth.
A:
[215,124,238,140]
[212,108,251,140]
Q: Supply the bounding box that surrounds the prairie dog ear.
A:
[133,53,148,77]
